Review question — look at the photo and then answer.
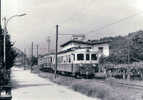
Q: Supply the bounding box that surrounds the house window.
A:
[91,54,97,60]
[86,54,90,60]
[77,53,84,61]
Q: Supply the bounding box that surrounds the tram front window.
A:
[86,54,90,60]
[77,54,84,61]
[91,54,97,60]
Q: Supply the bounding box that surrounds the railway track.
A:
[114,81,143,90]
[39,69,143,90]
[93,78,143,90]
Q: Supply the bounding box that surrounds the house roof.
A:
[60,40,111,47]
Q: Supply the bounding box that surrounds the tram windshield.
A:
[91,54,97,60]
[86,54,90,60]
[77,53,84,61]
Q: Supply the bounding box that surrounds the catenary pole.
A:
[31,42,33,72]
[47,36,51,53]
[37,44,39,64]
[127,38,130,64]
[55,25,58,79]
[24,48,26,70]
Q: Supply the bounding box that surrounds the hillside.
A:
[92,30,143,64]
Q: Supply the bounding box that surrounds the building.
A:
[60,40,110,57]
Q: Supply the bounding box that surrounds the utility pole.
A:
[31,42,33,72]
[24,48,26,70]
[127,38,130,64]
[47,36,51,53]
[36,44,39,65]
[55,25,59,79]
[127,38,131,80]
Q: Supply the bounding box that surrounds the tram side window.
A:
[77,54,84,61]
[91,54,97,60]
[73,54,75,61]
[61,56,63,63]
[63,56,66,63]
[50,57,52,63]
[69,55,71,63]
[52,57,55,64]
[86,54,90,60]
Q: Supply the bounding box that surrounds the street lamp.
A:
[2,13,26,77]
[4,13,27,27]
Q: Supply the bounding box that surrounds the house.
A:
[60,40,110,57]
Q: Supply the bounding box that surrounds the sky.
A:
[1,0,143,55]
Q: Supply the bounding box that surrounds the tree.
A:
[130,30,143,61]
[0,25,17,69]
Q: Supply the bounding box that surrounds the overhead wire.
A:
[87,11,143,34]
[59,10,143,36]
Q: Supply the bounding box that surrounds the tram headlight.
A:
[79,63,83,67]
[86,71,89,75]
[92,64,97,67]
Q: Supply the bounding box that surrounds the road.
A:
[11,67,99,100]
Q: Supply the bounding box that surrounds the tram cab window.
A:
[77,54,84,61]
[86,54,90,60]
[91,54,97,60]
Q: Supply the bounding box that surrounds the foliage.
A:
[99,30,143,64]
[130,31,143,61]
[0,25,17,69]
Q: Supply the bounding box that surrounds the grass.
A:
[35,68,143,100]
[71,80,133,100]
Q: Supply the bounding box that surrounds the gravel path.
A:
[11,67,99,100]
